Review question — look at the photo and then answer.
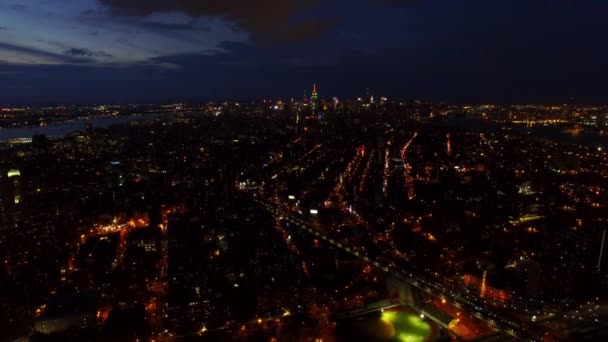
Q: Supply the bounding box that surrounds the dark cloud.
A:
[98,0,339,42]
[135,20,209,32]
[64,48,112,59]
[10,4,27,11]
[374,0,419,7]
[148,40,335,69]
[0,42,88,64]
[64,48,91,56]
[269,16,341,43]
[0,26,6,30]
[79,8,213,38]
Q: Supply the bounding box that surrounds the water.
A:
[0,113,173,141]
[1,114,604,149]
[442,117,607,149]
[523,125,607,149]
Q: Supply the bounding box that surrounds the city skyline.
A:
[1,0,608,104]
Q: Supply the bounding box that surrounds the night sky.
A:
[1,0,607,104]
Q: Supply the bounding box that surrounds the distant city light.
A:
[1,97,604,340]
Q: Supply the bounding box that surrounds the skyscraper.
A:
[0,169,22,229]
[7,169,21,205]
[311,83,318,115]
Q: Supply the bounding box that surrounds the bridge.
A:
[254,197,543,340]
[336,299,404,320]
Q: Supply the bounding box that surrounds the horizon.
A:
[1,0,607,104]
[2,91,607,108]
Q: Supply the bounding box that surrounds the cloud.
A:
[98,0,340,43]
[0,42,88,64]
[10,4,27,11]
[64,48,113,59]
[374,0,419,7]
[80,6,208,32]
[147,40,337,69]
[135,20,200,31]
[269,16,341,43]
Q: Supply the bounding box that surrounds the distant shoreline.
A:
[0,112,173,142]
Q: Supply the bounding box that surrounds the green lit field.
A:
[336,309,435,342]
[380,311,432,342]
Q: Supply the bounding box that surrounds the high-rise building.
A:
[311,83,318,115]
[7,169,21,205]
[0,169,22,229]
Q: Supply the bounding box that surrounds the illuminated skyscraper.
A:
[6,169,21,205]
[311,83,318,115]
[0,169,22,229]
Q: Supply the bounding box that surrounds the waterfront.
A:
[0,113,173,141]
[442,117,608,149]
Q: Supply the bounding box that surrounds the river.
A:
[1,114,605,149]
[0,113,174,141]
[441,117,607,149]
